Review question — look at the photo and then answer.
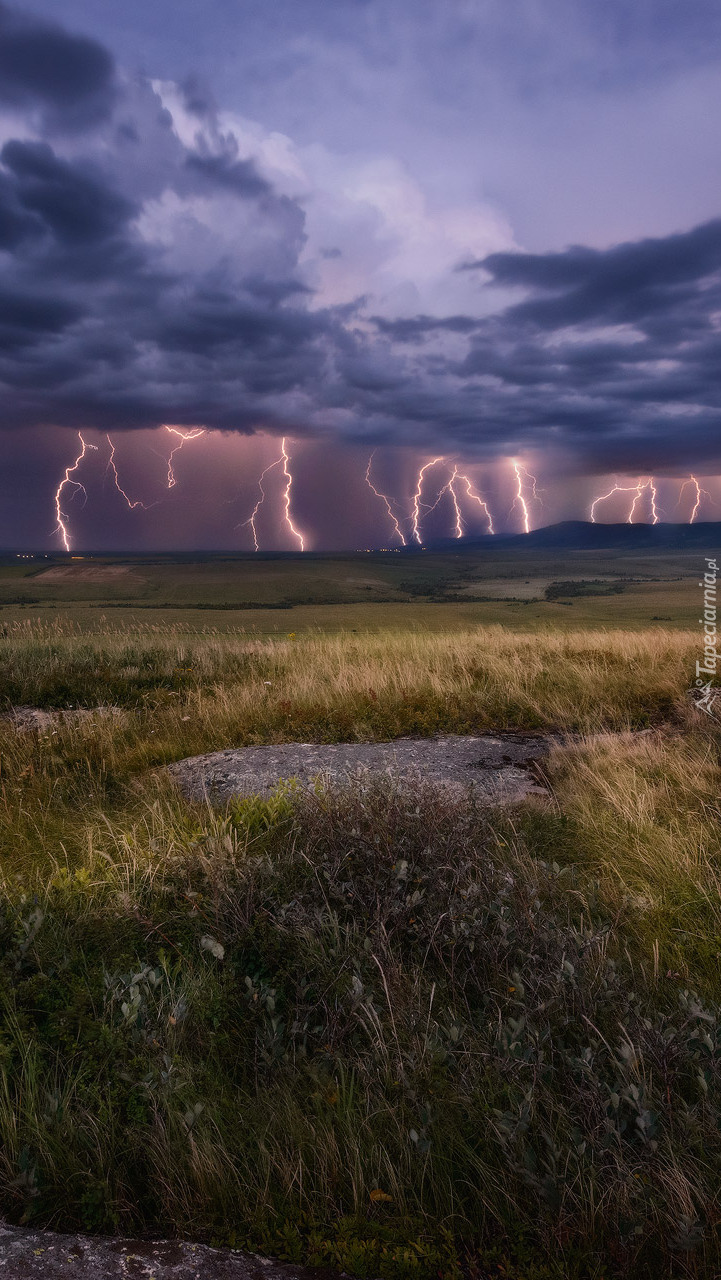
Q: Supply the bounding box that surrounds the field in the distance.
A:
[0,543,702,631]
[0,546,720,1280]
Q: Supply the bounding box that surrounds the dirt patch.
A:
[168,733,555,807]
[0,1221,333,1279]
[4,706,122,732]
[34,564,146,585]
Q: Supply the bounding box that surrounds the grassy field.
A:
[0,549,719,1278]
[0,546,702,631]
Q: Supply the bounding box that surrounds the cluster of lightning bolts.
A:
[52,427,306,552]
[51,429,719,551]
[588,475,715,524]
[365,454,541,545]
[366,452,497,546]
[408,456,497,544]
[53,426,208,550]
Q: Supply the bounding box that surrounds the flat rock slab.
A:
[4,706,121,732]
[0,1222,329,1280]
[168,733,554,806]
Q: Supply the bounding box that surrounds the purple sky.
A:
[1,0,721,549]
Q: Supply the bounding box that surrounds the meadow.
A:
[0,548,719,1279]
[0,544,702,629]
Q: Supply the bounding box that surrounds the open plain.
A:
[0,545,719,1280]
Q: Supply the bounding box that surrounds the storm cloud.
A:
[0,2,115,130]
[0,1,720,495]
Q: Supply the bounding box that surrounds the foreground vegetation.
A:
[0,615,719,1278]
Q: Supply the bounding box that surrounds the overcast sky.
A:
[2,0,721,548]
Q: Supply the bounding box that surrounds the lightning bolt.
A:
[590,477,659,524]
[53,432,98,551]
[447,467,464,538]
[510,459,533,533]
[411,457,445,544]
[237,456,283,551]
[422,467,457,521]
[648,477,660,525]
[411,456,497,543]
[456,473,495,534]
[105,435,156,510]
[364,453,407,545]
[590,481,641,523]
[627,480,644,523]
[415,464,464,536]
[281,438,305,551]
[164,426,205,488]
[678,475,713,523]
[236,438,305,551]
[628,477,659,524]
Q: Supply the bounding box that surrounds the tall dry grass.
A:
[0,616,699,726]
[538,724,721,979]
[2,776,721,1277]
[0,618,719,1277]
[0,620,700,879]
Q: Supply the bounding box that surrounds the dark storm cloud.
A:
[0,170,42,249]
[426,222,721,470]
[0,6,720,479]
[184,153,272,200]
[241,277,313,304]
[0,286,82,346]
[154,286,327,356]
[0,3,115,130]
[465,219,721,329]
[2,110,721,473]
[1,140,136,244]
[0,126,338,432]
[291,218,721,473]
[372,314,481,343]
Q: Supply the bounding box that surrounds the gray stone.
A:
[3,706,121,732]
[0,1221,333,1279]
[168,733,554,806]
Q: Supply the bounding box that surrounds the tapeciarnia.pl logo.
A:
[695,556,719,719]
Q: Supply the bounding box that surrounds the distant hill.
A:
[426,521,721,551]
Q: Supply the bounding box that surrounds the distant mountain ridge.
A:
[417,519,721,550]
[426,520,721,551]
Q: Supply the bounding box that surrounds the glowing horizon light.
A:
[364,452,407,545]
[164,425,206,488]
[53,432,98,551]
